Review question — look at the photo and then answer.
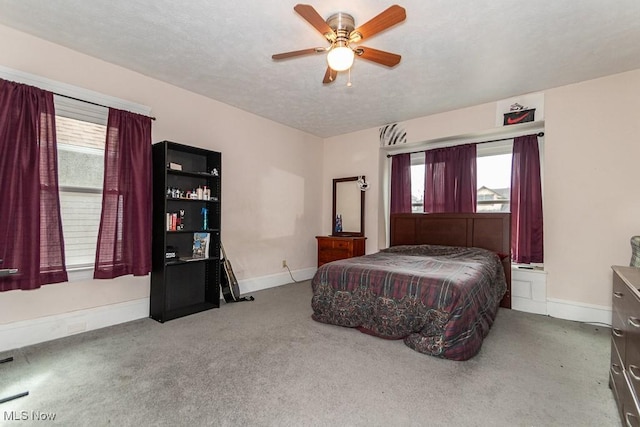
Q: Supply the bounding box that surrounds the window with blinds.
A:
[0,66,152,278]
[55,96,108,269]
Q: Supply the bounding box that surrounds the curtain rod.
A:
[53,92,156,121]
[386,131,544,158]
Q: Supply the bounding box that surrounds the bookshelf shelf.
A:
[151,141,222,322]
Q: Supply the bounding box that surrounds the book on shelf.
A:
[166,211,185,231]
[192,232,210,258]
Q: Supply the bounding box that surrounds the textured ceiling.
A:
[1,0,640,138]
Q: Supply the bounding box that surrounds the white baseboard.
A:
[512,297,549,315]
[546,298,612,326]
[5,266,608,353]
[237,267,316,295]
[0,267,318,353]
[510,267,612,324]
[509,297,611,326]
[0,298,150,353]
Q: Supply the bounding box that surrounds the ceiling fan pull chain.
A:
[347,68,352,87]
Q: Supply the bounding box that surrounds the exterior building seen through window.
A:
[409,144,513,213]
[56,114,106,268]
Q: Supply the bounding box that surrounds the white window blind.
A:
[55,100,107,269]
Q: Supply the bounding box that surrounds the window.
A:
[54,96,108,271]
[0,66,152,279]
[476,141,512,212]
[408,140,513,213]
[410,152,425,212]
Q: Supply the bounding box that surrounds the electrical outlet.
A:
[282,259,287,268]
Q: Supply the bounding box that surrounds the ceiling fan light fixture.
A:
[272,5,406,83]
[327,46,354,71]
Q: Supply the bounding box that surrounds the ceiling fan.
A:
[272,4,406,84]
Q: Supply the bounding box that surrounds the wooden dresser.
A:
[316,236,366,267]
[610,265,640,425]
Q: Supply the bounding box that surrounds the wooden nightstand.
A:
[315,236,366,267]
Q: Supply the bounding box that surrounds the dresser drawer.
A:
[614,272,639,323]
[318,249,349,264]
[318,238,351,250]
[627,290,640,397]
[611,266,640,427]
[613,306,627,363]
[316,236,366,267]
[612,339,627,417]
[625,371,640,427]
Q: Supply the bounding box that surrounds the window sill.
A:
[512,263,546,273]
[66,264,94,282]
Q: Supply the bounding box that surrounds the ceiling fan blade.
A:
[356,46,402,67]
[294,4,335,39]
[322,67,337,84]
[272,48,322,60]
[351,5,406,41]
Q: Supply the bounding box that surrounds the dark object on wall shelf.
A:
[165,245,178,260]
[151,141,222,322]
[503,108,535,126]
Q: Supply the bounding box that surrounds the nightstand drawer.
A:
[333,240,351,249]
[317,238,351,250]
[318,250,347,264]
[316,236,366,267]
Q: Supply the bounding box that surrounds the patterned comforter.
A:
[311,245,507,361]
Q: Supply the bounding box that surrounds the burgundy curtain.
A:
[0,79,68,291]
[510,134,543,263]
[390,153,412,213]
[423,143,477,213]
[94,108,152,279]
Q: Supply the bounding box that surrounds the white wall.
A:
[0,25,323,334]
[322,69,640,314]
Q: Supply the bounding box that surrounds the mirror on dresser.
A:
[332,176,365,237]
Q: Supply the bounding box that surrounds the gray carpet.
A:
[0,281,619,426]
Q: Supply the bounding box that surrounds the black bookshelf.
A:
[150,141,221,322]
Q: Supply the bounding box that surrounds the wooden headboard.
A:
[390,213,511,308]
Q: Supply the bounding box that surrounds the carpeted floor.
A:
[0,281,619,426]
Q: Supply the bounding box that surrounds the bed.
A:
[311,213,511,361]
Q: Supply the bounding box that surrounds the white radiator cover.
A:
[510,265,612,326]
[511,266,548,315]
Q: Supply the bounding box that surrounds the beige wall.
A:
[0,24,324,324]
[544,70,640,306]
[323,69,640,309]
[322,127,380,253]
[2,22,639,325]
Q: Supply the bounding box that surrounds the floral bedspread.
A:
[311,245,507,361]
